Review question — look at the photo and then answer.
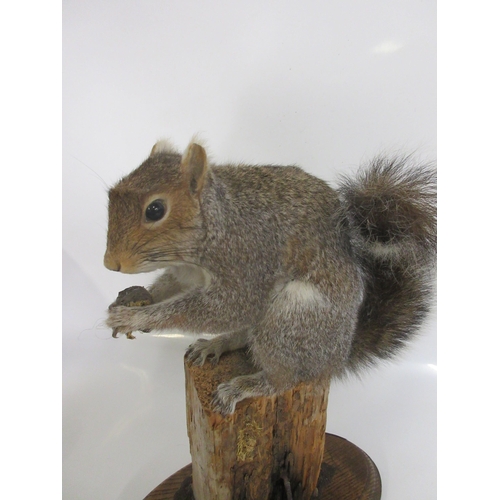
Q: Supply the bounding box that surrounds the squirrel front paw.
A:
[107,286,154,339]
[107,305,152,339]
[106,305,138,337]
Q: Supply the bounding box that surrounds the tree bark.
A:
[185,349,330,500]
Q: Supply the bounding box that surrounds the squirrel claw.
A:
[186,338,223,366]
[111,328,136,340]
[211,382,239,415]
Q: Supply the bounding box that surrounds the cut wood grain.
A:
[186,349,329,500]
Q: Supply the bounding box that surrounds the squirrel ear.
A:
[150,139,178,156]
[181,142,208,195]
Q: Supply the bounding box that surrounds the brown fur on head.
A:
[104,140,208,273]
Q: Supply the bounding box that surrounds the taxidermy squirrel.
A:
[105,139,436,415]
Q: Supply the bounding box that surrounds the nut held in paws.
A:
[110,286,153,339]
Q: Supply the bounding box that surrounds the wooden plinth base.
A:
[144,433,381,500]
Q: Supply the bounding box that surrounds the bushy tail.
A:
[339,156,437,370]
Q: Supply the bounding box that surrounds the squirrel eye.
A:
[145,200,166,222]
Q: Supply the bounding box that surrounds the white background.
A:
[62,1,436,499]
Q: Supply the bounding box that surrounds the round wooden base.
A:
[144,433,381,499]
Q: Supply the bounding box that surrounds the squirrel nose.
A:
[104,253,121,272]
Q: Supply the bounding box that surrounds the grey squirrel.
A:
[105,139,436,415]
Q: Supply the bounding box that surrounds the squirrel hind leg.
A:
[250,280,359,387]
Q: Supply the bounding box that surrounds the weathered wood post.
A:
[185,349,329,500]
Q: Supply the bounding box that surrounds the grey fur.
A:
[105,143,436,415]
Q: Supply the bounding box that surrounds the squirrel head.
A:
[104,140,208,273]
